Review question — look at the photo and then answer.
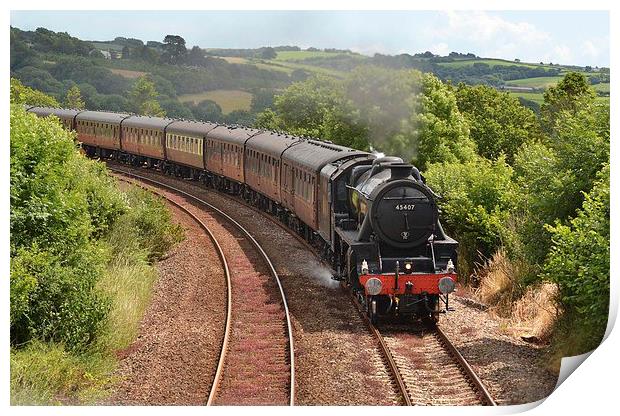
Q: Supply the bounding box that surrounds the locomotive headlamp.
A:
[365,278,383,296]
[446,259,455,274]
[404,262,413,272]
[438,276,456,294]
[361,259,369,275]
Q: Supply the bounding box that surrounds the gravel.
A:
[439,297,559,405]
[108,200,227,405]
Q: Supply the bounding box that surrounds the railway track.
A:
[351,292,495,406]
[111,168,295,406]
[108,163,494,406]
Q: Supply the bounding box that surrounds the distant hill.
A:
[10,26,609,122]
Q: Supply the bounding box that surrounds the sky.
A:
[10,10,610,67]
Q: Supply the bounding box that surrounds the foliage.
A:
[162,34,187,64]
[541,72,596,132]
[10,106,126,350]
[425,156,515,276]
[128,75,166,116]
[512,101,610,263]
[543,164,609,352]
[455,84,542,163]
[65,85,85,109]
[189,99,224,122]
[11,340,115,405]
[414,74,476,169]
[255,75,370,150]
[10,77,60,107]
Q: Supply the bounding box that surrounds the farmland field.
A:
[438,58,547,69]
[506,76,564,89]
[109,68,147,79]
[593,83,610,93]
[509,91,545,104]
[178,89,253,113]
[510,91,610,105]
[275,50,361,61]
[216,56,249,64]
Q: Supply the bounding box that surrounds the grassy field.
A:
[438,58,547,69]
[509,91,546,104]
[510,91,610,105]
[109,68,147,79]
[178,89,253,113]
[592,83,610,93]
[275,50,359,61]
[216,56,250,64]
[506,76,564,89]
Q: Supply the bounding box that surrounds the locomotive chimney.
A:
[389,163,413,179]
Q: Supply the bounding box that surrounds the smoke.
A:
[309,263,340,289]
[344,66,422,165]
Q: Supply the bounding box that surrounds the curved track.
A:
[111,168,295,406]
[109,163,495,406]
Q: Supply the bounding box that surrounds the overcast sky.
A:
[10,10,610,67]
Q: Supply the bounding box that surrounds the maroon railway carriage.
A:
[245,131,300,205]
[165,120,217,174]
[121,116,174,164]
[27,107,82,131]
[205,125,260,187]
[75,111,129,154]
[280,139,367,233]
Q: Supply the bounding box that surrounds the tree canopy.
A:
[128,75,166,117]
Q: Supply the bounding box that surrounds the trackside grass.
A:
[10,186,183,405]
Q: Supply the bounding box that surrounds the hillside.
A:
[10,26,610,122]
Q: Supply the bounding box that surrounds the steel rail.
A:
[113,174,233,406]
[433,324,497,406]
[348,292,413,406]
[110,167,296,406]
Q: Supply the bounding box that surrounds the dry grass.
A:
[473,249,559,341]
[178,89,253,114]
[109,68,147,79]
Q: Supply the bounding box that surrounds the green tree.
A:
[128,75,165,117]
[455,84,542,163]
[260,47,277,59]
[64,85,85,109]
[10,77,59,107]
[541,72,596,132]
[162,35,187,64]
[425,156,515,275]
[255,75,369,150]
[190,99,223,122]
[414,74,476,169]
[543,164,609,352]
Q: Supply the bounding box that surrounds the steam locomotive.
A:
[25,106,459,323]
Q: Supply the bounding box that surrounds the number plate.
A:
[394,204,416,211]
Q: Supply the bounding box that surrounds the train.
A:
[25,105,459,323]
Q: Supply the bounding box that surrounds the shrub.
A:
[425,156,515,277]
[543,164,609,352]
[10,106,125,350]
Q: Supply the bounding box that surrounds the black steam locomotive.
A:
[26,106,459,323]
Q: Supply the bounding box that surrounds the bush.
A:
[425,156,515,277]
[10,106,126,350]
[543,164,609,352]
[108,188,183,262]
